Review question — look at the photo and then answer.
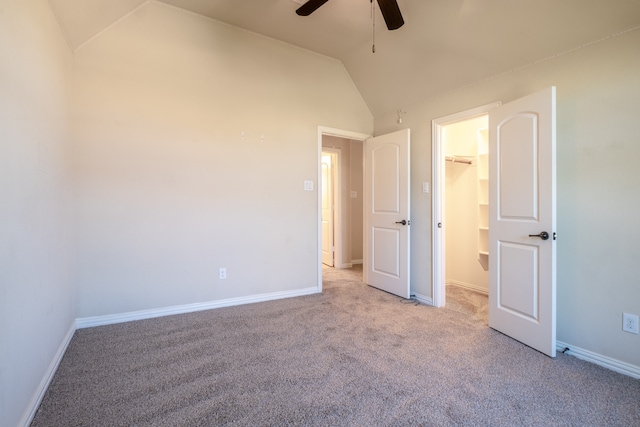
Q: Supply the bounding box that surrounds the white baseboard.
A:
[20,320,76,427]
[413,292,434,306]
[76,287,320,329]
[351,259,363,265]
[556,340,640,379]
[446,280,488,295]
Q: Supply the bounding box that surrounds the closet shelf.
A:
[477,128,489,270]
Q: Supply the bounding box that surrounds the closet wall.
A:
[444,116,488,293]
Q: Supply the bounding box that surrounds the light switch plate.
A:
[351,191,357,198]
[422,182,429,193]
[304,180,314,191]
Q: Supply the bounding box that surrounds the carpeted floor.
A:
[31,266,639,426]
[445,283,489,325]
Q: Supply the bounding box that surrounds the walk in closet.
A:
[444,116,489,294]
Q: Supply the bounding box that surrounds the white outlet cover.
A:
[422,182,429,193]
[623,313,639,334]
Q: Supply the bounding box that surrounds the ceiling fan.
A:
[295,0,405,31]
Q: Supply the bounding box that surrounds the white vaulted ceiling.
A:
[49,0,640,116]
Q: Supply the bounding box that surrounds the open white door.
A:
[321,153,334,266]
[489,87,556,357]
[364,129,410,299]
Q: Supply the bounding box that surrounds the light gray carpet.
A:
[445,283,489,326]
[31,266,639,426]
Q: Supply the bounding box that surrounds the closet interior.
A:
[444,116,489,294]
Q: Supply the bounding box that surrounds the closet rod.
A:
[445,155,473,165]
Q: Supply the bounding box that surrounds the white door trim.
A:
[431,102,500,307]
[317,126,371,293]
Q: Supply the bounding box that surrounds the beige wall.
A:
[0,2,75,426]
[72,2,373,317]
[374,28,640,368]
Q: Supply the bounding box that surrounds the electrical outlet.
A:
[622,313,639,334]
[219,268,227,280]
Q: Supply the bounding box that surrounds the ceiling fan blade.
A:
[296,0,331,16]
[376,0,404,30]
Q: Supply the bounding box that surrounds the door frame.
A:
[321,148,339,267]
[431,102,500,307]
[317,126,371,292]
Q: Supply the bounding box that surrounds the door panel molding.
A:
[372,227,401,277]
[497,113,539,220]
[372,144,401,213]
[496,241,539,321]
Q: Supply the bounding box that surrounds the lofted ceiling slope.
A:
[49,0,640,116]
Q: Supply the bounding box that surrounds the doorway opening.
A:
[443,116,490,321]
[432,103,500,308]
[316,127,370,292]
[321,149,338,267]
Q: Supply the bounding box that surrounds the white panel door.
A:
[364,129,410,299]
[489,87,556,357]
[321,153,334,266]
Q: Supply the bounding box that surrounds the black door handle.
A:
[528,231,549,240]
[395,220,409,226]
